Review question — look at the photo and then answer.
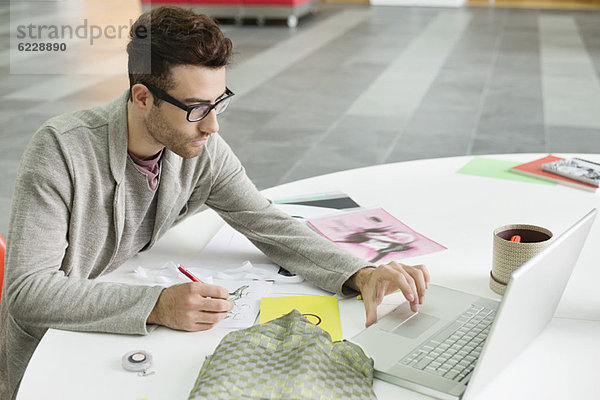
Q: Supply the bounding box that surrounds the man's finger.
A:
[380,265,415,303]
[417,264,431,288]
[193,309,230,324]
[400,267,418,303]
[400,269,419,312]
[195,283,229,299]
[192,322,219,331]
[364,295,379,327]
[198,298,234,313]
[405,265,427,303]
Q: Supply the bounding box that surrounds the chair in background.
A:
[0,234,5,299]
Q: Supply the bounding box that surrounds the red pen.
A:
[178,264,231,301]
[178,264,201,282]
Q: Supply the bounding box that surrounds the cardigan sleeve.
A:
[4,127,162,336]
[203,134,368,295]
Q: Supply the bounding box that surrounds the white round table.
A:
[16,154,600,400]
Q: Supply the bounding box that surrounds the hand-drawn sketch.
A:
[228,285,250,302]
[228,303,252,321]
[226,285,252,321]
[214,279,272,329]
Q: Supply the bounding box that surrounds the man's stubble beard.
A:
[144,109,202,159]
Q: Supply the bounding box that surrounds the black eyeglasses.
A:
[144,84,234,122]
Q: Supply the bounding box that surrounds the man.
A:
[0,6,430,399]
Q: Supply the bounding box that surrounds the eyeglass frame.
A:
[143,83,235,122]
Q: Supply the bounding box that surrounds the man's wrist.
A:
[147,303,160,326]
[146,289,165,326]
[345,266,376,292]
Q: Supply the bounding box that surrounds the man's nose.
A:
[198,109,219,134]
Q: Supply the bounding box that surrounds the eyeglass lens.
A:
[188,97,232,121]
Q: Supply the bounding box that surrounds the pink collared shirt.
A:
[128,148,164,191]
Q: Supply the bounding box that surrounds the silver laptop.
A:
[351,209,596,400]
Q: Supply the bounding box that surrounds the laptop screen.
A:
[463,209,596,399]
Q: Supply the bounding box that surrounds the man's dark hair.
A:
[127,6,233,101]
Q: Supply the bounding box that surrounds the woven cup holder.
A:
[490,224,553,295]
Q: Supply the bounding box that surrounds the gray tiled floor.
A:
[1,2,600,236]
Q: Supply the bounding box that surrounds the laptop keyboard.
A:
[400,304,496,383]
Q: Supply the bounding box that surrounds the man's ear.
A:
[130,83,153,112]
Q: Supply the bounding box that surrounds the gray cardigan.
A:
[0,91,367,399]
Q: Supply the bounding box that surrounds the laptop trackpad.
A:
[392,312,440,339]
[379,304,440,339]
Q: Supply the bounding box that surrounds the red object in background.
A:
[242,0,312,5]
[140,0,312,5]
[188,0,242,4]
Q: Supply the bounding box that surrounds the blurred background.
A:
[1,0,600,235]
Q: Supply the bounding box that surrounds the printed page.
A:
[308,208,446,264]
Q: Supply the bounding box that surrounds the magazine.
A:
[307,208,446,264]
[541,158,600,187]
[509,155,597,192]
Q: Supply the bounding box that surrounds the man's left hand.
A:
[347,262,431,327]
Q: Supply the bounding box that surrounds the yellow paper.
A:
[259,296,342,341]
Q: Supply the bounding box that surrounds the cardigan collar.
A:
[106,90,184,185]
[107,90,130,184]
[105,89,184,242]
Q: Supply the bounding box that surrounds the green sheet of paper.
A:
[457,157,556,185]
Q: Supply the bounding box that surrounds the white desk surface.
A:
[17,154,600,400]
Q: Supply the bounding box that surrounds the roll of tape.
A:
[122,350,153,373]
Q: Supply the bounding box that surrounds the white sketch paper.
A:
[213,279,273,329]
[132,262,273,329]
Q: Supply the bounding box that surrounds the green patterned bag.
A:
[189,310,377,400]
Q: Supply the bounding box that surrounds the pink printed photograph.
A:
[308,208,446,264]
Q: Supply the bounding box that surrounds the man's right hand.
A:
[147,282,234,331]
